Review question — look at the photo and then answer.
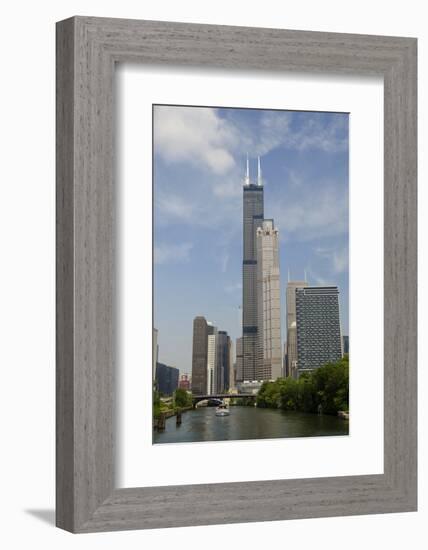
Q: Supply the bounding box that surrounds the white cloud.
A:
[225,281,242,294]
[315,245,349,274]
[154,106,238,175]
[287,170,303,188]
[211,173,242,199]
[154,242,193,265]
[236,111,348,157]
[307,269,331,286]
[156,192,194,223]
[271,181,348,241]
[332,247,349,273]
[288,115,348,153]
[244,111,292,155]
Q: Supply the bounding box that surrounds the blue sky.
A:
[153,105,349,375]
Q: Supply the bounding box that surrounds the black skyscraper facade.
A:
[242,171,264,381]
[216,330,231,393]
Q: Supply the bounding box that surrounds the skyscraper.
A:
[235,337,243,382]
[295,286,343,374]
[216,330,231,393]
[285,279,308,378]
[256,219,282,380]
[155,362,179,396]
[191,316,210,395]
[242,156,264,381]
[228,339,235,391]
[207,328,217,394]
[192,317,229,395]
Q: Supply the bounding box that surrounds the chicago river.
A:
[153,406,349,444]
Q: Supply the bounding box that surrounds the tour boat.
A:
[215,403,230,417]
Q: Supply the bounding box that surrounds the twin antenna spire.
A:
[244,154,263,186]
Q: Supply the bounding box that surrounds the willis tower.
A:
[241,156,264,381]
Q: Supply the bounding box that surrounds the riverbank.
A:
[153,406,192,430]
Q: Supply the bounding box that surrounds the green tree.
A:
[257,381,282,408]
[312,356,349,415]
[278,377,300,410]
[256,356,349,416]
[174,388,192,408]
[153,385,161,418]
[297,374,316,413]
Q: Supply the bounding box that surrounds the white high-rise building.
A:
[206,328,217,394]
[256,219,282,380]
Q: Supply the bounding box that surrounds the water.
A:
[153,406,349,444]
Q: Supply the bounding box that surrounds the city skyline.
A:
[154,105,349,375]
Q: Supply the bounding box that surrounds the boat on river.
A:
[215,403,230,417]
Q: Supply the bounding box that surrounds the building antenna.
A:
[304,269,308,283]
[287,268,290,282]
[257,156,262,186]
[244,153,250,186]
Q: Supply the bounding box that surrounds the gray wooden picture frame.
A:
[56,16,417,533]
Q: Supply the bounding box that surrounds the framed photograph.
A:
[56,16,417,532]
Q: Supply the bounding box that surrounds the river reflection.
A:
[153,406,349,444]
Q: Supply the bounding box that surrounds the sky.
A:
[153,105,349,375]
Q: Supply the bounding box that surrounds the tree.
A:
[257,381,282,408]
[174,388,192,408]
[311,356,349,415]
[279,377,299,410]
[297,375,316,413]
[153,386,161,418]
[256,356,349,416]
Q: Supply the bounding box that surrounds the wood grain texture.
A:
[56,16,417,533]
[56,17,75,532]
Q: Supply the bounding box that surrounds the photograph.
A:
[152,104,350,444]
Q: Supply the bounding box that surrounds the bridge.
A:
[191,394,257,408]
